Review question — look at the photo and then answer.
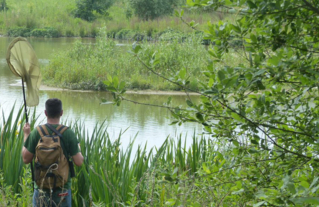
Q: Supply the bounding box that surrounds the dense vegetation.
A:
[2,0,319,206]
[0,106,234,206]
[0,0,230,38]
[42,30,208,91]
[104,0,319,206]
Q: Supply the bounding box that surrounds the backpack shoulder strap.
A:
[56,125,68,135]
[46,124,68,137]
[36,125,50,137]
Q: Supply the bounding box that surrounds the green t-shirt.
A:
[24,124,80,189]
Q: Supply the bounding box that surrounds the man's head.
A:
[45,98,63,119]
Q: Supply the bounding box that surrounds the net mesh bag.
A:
[6,37,41,107]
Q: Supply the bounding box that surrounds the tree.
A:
[128,0,180,20]
[0,0,8,11]
[74,0,115,21]
[105,0,319,205]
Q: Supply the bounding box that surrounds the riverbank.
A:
[41,30,211,92]
[0,0,231,39]
[40,84,200,95]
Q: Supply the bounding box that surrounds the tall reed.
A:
[42,28,210,91]
[1,0,231,37]
[1,105,215,206]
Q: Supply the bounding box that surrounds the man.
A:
[22,98,84,207]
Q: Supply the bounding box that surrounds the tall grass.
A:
[1,0,234,37]
[0,105,38,206]
[42,27,211,91]
[0,105,218,206]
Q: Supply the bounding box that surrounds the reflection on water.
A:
[0,37,202,151]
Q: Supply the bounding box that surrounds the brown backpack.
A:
[34,124,69,190]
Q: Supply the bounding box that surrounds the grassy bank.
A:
[1,0,234,38]
[42,27,244,91]
[0,106,221,206]
[1,106,317,206]
[42,28,207,91]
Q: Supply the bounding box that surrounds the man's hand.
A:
[23,123,31,142]
[22,123,34,164]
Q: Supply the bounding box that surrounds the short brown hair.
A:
[45,98,62,118]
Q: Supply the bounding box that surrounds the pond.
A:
[0,37,203,151]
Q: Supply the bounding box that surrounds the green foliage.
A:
[30,27,59,37]
[0,0,8,11]
[7,27,31,37]
[2,105,319,206]
[73,0,115,21]
[0,0,228,38]
[114,28,134,39]
[7,27,60,37]
[103,0,319,206]
[42,27,209,91]
[129,0,181,20]
[172,0,319,205]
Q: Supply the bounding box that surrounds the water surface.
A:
[0,37,202,150]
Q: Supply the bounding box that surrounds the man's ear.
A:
[60,110,63,117]
[44,110,47,116]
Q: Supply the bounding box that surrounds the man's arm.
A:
[72,151,84,167]
[22,147,34,164]
[22,123,34,164]
[73,143,84,166]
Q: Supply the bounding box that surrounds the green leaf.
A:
[232,140,239,147]
[119,81,125,91]
[218,70,225,81]
[223,76,238,88]
[196,112,204,122]
[232,188,244,195]
[291,197,319,205]
[113,76,119,88]
[186,0,195,6]
[179,68,187,79]
[132,42,142,53]
[247,0,257,9]
[250,34,257,43]
[231,113,244,122]
[231,24,241,33]
[107,74,112,83]
[300,181,310,188]
[287,183,296,194]
[253,201,266,207]
[165,199,176,206]
[204,125,212,133]
[174,10,179,17]
[203,163,211,174]
[186,100,193,107]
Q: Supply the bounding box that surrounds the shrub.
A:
[129,0,180,20]
[79,27,87,37]
[115,29,134,39]
[7,27,31,37]
[65,29,74,37]
[30,27,59,37]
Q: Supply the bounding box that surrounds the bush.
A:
[79,27,87,37]
[133,32,145,41]
[7,27,31,37]
[30,27,59,37]
[129,0,180,20]
[115,29,134,39]
[65,29,74,37]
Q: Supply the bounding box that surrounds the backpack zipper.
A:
[39,147,57,151]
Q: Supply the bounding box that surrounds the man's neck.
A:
[47,118,60,125]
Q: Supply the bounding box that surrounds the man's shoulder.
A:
[61,127,77,139]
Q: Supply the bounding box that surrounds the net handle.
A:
[21,78,28,123]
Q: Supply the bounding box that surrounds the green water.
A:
[0,37,202,150]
